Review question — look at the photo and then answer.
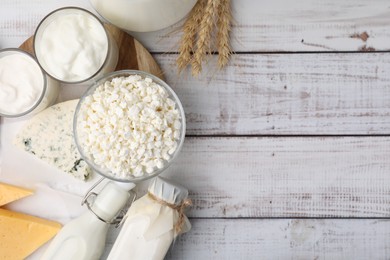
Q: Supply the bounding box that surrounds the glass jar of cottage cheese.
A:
[0,48,59,117]
[74,70,186,182]
[90,0,197,32]
[33,7,118,84]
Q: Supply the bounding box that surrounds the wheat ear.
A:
[191,0,221,76]
[217,0,232,69]
[176,0,206,73]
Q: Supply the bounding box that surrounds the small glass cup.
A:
[0,48,59,117]
[33,7,118,84]
[74,70,186,183]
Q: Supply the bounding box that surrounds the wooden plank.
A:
[155,53,390,135]
[158,137,390,218]
[102,219,390,259]
[2,0,390,52]
[0,0,94,48]
[133,0,390,52]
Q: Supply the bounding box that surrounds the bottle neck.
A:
[89,182,132,222]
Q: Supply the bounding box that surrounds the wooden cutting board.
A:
[19,23,164,80]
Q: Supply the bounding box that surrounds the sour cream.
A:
[34,7,117,83]
[0,49,58,117]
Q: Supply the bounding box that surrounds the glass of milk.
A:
[0,48,60,117]
[33,7,118,84]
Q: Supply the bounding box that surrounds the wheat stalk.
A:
[217,0,232,69]
[176,0,206,73]
[176,0,233,77]
[191,0,221,76]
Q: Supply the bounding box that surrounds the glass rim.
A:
[33,6,111,84]
[0,48,48,118]
[73,69,186,183]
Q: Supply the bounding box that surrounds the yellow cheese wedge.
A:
[0,208,62,259]
[0,182,33,206]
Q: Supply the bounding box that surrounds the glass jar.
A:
[0,48,59,117]
[73,70,186,183]
[34,7,118,84]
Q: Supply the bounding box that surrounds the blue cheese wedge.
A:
[14,100,91,180]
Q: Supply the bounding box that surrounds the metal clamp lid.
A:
[81,177,137,227]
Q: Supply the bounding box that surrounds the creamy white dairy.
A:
[41,182,134,260]
[76,74,182,179]
[34,8,116,83]
[107,177,191,260]
[0,52,44,115]
[107,217,173,260]
[91,0,197,32]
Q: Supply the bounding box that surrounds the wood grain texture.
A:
[18,24,164,79]
[159,137,390,218]
[1,1,390,259]
[2,0,390,53]
[132,0,390,53]
[102,219,390,260]
[0,0,93,48]
[155,53,390,135]
[107,24,164,79]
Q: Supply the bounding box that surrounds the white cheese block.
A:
[14,100,92,180]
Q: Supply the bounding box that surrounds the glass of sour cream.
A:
[0,48,59,117]
[33,7,118,84]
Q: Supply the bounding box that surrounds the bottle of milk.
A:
[41,181,135,260]
[107,177,192,260]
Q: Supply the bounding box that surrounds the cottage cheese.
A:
[77,75,181,178]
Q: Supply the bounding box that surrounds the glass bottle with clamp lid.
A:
[41,179,136,260]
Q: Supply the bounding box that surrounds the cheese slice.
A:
[0,208,62,259]
[0,182,33,206]
[14,99,92,180]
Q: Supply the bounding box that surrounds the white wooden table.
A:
[1,0,390,259]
